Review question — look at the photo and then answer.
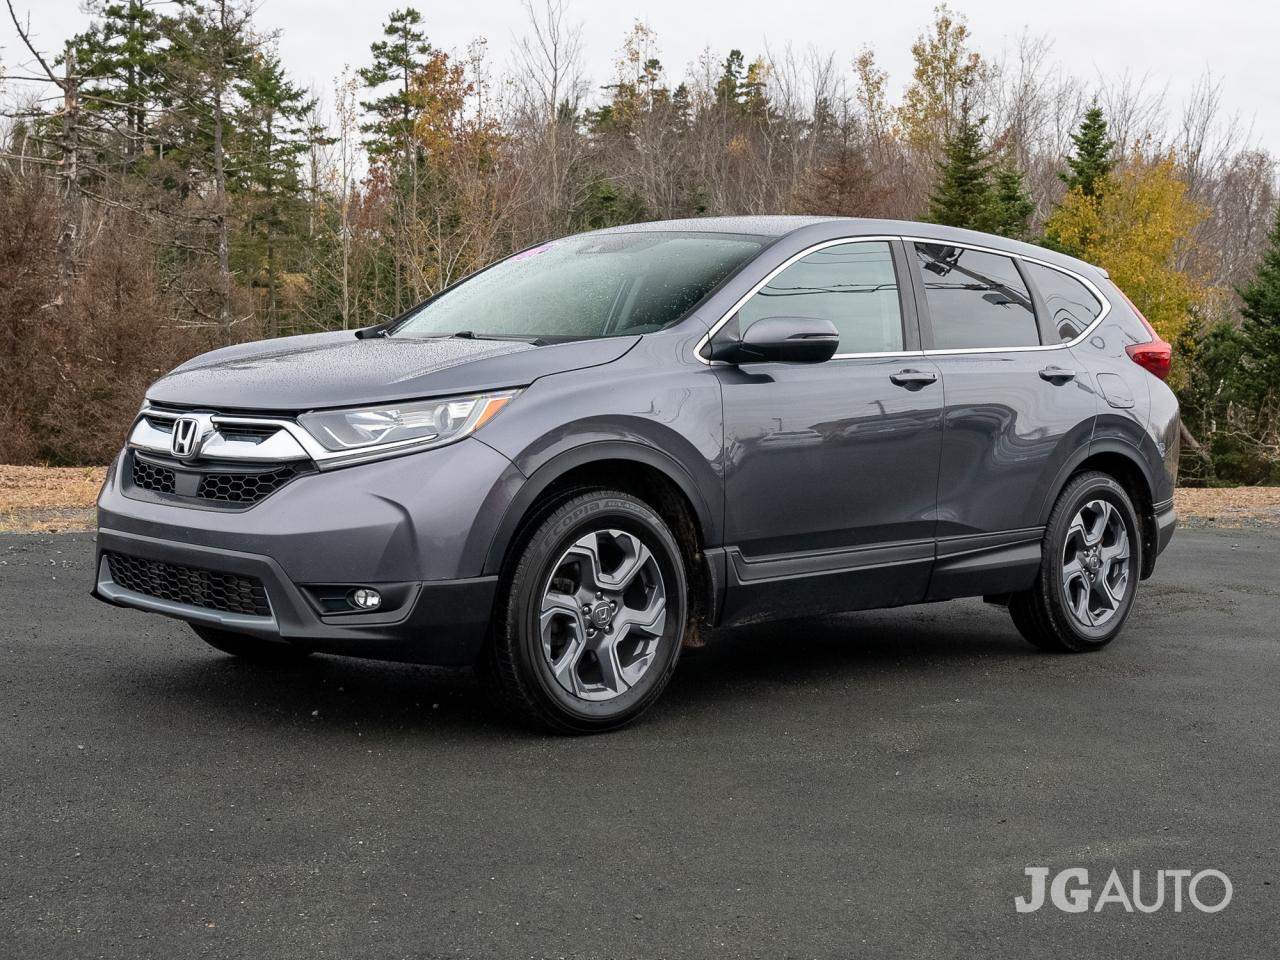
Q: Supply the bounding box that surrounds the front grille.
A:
[128,452,307,507]
[105,552,271,617]
[198,464,299,504]
[132,457,176,494]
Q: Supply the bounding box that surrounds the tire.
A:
[482,489,688,734]
[192,624,312,664]
[1009,471,1143,653]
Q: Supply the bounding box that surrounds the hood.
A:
[146,331,641,412]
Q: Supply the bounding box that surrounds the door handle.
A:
[890,368,938,387]
[1038,366,1077,383]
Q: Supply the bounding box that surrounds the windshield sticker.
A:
[510,243,553,262]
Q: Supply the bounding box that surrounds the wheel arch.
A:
[1043,439,1159,579]
[480,443,723,635]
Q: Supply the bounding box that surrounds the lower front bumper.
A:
[93,528,497,666]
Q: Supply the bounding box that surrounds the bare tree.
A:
[513,0,587,232]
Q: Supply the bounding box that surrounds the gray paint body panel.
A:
[96,216,1178,665]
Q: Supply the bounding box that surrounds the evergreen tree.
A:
[357,7,431,311]
[572,178,646,231]
[233,50,314,336]
[1239,205,1280,400]
[715,50,745,108]
[984,162,1034,239]
[740,56,770,119]
[158,0,258,329]
[1061,103,1114,197]
[926,107,990,230]
[357,8,431,163]
[67,0,170,161]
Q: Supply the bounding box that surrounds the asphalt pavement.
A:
[1,529,1277,958]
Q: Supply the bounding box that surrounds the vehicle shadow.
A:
[120,599,1040,738]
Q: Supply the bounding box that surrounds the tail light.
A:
[1125,340,1172,380]
[1113,284,1172,381]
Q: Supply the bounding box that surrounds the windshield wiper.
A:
[450,331,548,346]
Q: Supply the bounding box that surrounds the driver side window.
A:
[736,240,905,355]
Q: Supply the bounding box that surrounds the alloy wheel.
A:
[539,528,667,701]
[1061,499,1130,628]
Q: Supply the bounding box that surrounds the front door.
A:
[714,238,944,624]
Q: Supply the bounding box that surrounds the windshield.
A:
[391,231,765,340]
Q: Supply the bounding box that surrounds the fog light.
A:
[349,587,382,610]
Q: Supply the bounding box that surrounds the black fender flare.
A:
[479,440,719,577]
[1038,436,1156,526]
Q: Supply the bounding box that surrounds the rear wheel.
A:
[192,625,312,664]
[1009,471,1142,653]
[482,489,687,734]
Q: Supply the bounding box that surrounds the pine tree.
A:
[357,8,431,163]
[984,163,1034,239]
[67,0,169,162]
[159,0,258,331]
[357,8,431,311]
[1239,204,1280,399]
[233,50,314,336]
[926,107,990,230]
[1061,103,1115,197]
[715,50,745,108]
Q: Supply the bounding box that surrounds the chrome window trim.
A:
[694,233,1112,364]
[694,236,907,365]
[904,235,1111,356]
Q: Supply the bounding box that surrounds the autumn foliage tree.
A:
[1045,152,1209,386]
[1,1,1276,476]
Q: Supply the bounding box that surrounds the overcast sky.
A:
[4,0,1277,152]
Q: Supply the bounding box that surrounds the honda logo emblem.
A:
[171,417,203,460]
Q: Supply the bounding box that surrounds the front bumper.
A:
[94,437,522,665]
[93,529,497,664]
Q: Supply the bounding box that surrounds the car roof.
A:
[589,215,1106,280]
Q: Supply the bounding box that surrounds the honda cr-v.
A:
[94,217,1180,732]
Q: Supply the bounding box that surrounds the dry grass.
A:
[1175,486,1280,527]
[0,465,105,533]
[2,465,1280,534]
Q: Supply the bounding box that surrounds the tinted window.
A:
[914,243,1039,349]
[1022,261,1102,342]
[394,232,764,340]
[737,241,904,354]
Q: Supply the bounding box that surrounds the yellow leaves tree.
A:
[897,4,988,153]
[1045,153,1209,387]
[406,48,508,295]
[411,50,473,160]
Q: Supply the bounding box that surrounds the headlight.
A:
[298,390,518,457]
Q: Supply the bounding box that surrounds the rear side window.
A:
[1021,261,1103,342]
[737,240,904,354]
[914,243,1039,350]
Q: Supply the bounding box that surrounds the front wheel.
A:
[1009,471,1143,653]
[482,490,688,734]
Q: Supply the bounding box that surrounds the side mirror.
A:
[707,316,840,364]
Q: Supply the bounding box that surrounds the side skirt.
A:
[718,539,934,627]
[925,527,1044,602]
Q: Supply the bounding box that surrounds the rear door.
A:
[907,240,1097,599]
[715,238,944,623]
